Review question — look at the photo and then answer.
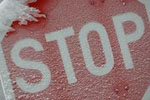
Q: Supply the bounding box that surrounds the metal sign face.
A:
[0,0,150,100]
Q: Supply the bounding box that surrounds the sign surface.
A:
[1,0,150,100]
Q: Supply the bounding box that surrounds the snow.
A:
[0,0,45,41]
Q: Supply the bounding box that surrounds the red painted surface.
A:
[2,0,150,99]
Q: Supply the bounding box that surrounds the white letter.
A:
[142,86,150,100]
[79,22,114,76]
[113,12,145,69]
[11,38,51,93]
[45,27,77,84]
[138,0,150,22]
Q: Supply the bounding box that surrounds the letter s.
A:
[11,38,51,93]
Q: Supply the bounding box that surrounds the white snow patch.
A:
[0,0,45,40]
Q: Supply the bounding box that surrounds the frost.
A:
[0,0,45,38]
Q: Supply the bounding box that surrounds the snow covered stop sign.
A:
[0,0,150,100]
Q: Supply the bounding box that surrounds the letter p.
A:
[113,12,145,69]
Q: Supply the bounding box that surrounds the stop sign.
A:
[0,0,150,100]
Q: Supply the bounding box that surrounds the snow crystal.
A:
[0,0,45,41]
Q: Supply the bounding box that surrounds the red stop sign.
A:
[1,0,150,100]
